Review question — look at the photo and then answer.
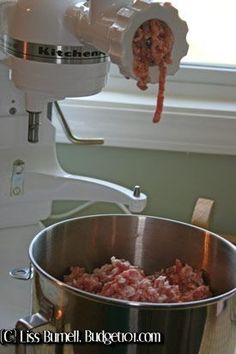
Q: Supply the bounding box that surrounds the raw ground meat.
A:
[132,8,174,123]
[64,257,212,303]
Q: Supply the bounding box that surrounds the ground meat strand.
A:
[64,257,212,303]
[155,63,167,122]
[132,16,174,123]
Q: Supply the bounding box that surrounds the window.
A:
[55,1,236,155]
[172,0,236,67]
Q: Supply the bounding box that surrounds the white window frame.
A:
[54,63,236,155]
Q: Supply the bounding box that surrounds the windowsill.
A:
[53,65,236,155]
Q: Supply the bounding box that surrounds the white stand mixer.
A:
[0,0,188,332]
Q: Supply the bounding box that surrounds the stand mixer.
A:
[0,0,188,336]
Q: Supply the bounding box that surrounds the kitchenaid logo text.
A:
[38,46,106,59]
[0,329,164,345]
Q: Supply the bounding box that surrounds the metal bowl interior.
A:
[29,215,236,306]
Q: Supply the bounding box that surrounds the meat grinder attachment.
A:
[70,0,189,83]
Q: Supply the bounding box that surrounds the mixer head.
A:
[0,0,188,122]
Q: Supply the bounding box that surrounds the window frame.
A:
[54,63,236,155]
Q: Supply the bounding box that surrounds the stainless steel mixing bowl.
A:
[16,215,236,354]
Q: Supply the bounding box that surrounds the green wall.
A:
[48,143,236,237]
